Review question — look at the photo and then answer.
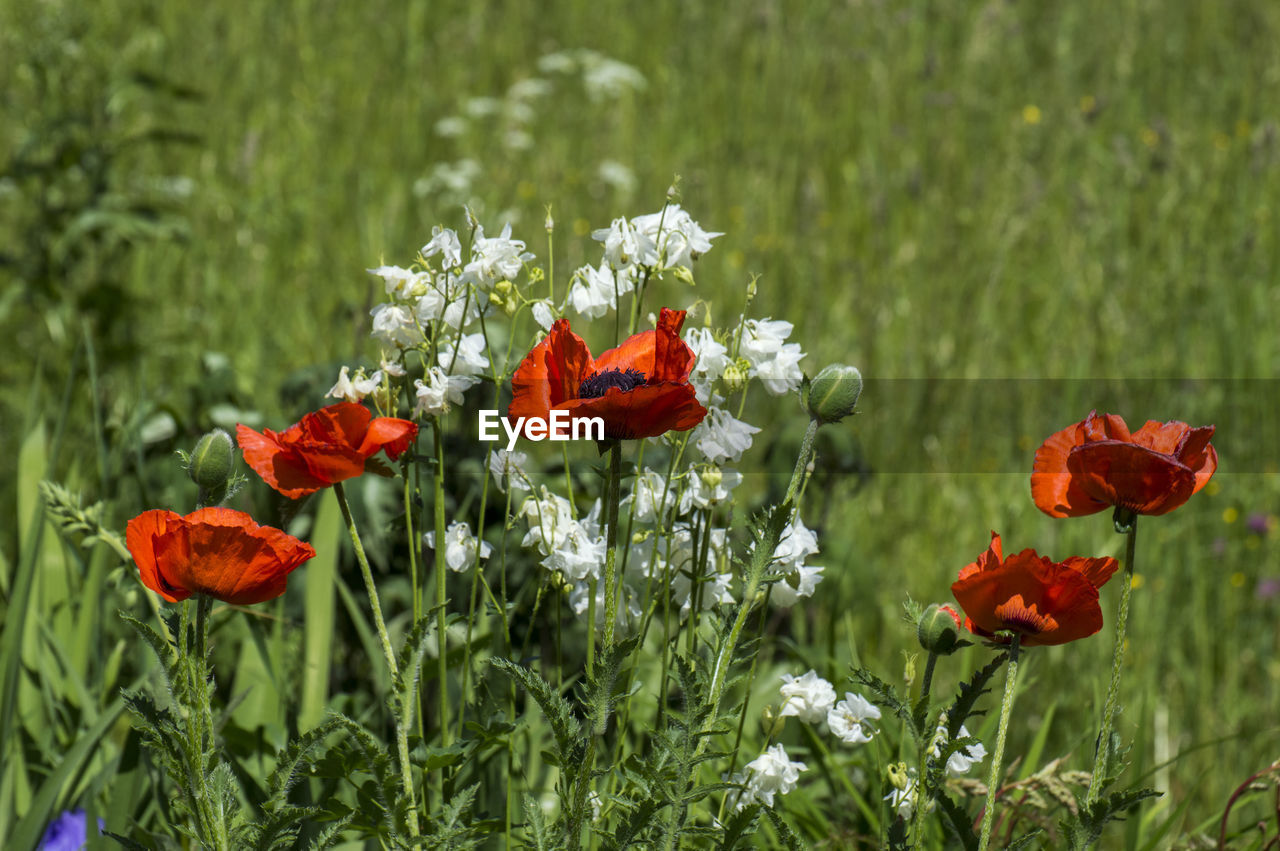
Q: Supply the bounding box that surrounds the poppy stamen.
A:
[994,595,1057,636]
[578,368,647,399]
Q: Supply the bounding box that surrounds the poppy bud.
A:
[806,364,862,424]
[188,429,234,495]
[917,603,964,655]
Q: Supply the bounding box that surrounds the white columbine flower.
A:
[631,204,722,268]
[684,327,730,404]
[367,265,425,299]
[326,367,382,403]
[885,776,917,820]
[688,466,741,509]
[489,449,530,493]
[568,261,636,319]
[739,318,794,364]
[622,468,691,523]
[773,518,819,570]
[753,342,805,395]
[461,222,533,290]
[530,299,555,331]
[933,724,987,777]
[370,303,420,349]
[770,563,825,607]
[692,406,761,465]
[769,518,824,607]
[569,576,642,633]
[778,670,837,724]
[730,744,807,810]
[438,332,490,386]
[424,521,492,572]
[380,356,406,377]
[828,693,882,745]
[414,367,469,417]
[591,217,658,269]
[519,487,577,555]
[422,226,463,270]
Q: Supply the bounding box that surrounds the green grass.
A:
[3,0,1280,847]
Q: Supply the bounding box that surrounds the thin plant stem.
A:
[433,422,450,748]
[333,482,419,837]
[1086,514,1139,805]
[978,638,1020,851]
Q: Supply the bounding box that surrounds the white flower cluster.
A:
[364,216,532,418]
[741,318,805,396]
[768,518,824,607]
[774,670,882,746]
[727,744,807,811]
[567,204,722,319]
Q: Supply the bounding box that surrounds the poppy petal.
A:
[237,424,333,499]
[559,382,707,440]
[1062,555,1120,589]
[126,509,190,602]
[358,416,419,460]
[1031,423,1107,517]
[1067,441,1196,515]
[509,319,594,422]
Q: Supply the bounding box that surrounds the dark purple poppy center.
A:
[578,368,646,399]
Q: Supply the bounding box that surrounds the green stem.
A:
[978,639,1020,851]
[920,652,939,703]
[333,482,419,836]
[1086,514,1139,805]
[434,423,450,748]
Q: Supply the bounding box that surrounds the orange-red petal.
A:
[1032,411,1217,518]
[951,548,1104,646]
[1067,441,1196,515]
[559,382,706,440]
[509,319,594,422]
[238,403,418,498]
[126,508,315,605]
[1031,423,1107,517]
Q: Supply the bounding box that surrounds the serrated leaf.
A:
[763,807,804,851]
[947,652,1008,740]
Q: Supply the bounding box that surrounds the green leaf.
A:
[946,651,1009,740]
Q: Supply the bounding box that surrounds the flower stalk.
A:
[333,482,419,837]
[978,637,1020,851]
[1086,511,1139,805]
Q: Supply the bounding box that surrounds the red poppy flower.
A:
[951,532,1119,646]
[1031,411,1217,518]
[236,402,418,499]
[508,307,707,441]
[126,508,316,604]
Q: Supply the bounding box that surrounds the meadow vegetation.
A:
[3,0,1279,847]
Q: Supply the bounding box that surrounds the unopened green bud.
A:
[700,466,723,490]
[902,651,917,688]
[917,603,965,656]
[806,363,862,424]
[672,266,695,286]
[188,429,234,492]
[760,704,786,739]
[723,358,750,393]
[887,762,910,792]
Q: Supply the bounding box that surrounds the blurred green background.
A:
[3,0,1279,846]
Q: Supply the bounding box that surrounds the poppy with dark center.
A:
[951,532,1118,646]
[508,307,707,441]
[237,402,418,499]
[1031,410,1217,518]
[126,508,316,604]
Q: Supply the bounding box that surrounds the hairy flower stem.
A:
[1086,513,1139,805]
[663,418,821,848]
[601,441,625,655]
[433,424,450,749]
[978,637,1020,851]
[183,598,227,850]
[333,482,419,837]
